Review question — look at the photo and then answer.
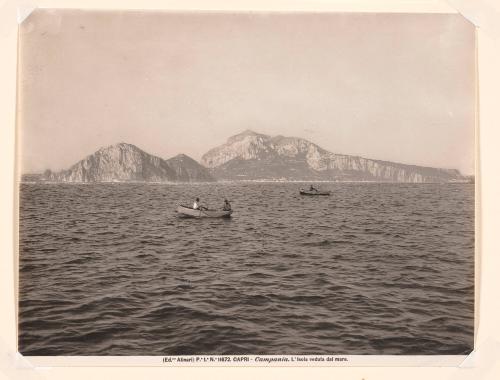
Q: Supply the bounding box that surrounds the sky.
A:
[18,10,475,175]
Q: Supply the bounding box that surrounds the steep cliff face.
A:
[202,130,274,168]
[201,130,464,182]
[32,132,465,183]
[43,143,214,183]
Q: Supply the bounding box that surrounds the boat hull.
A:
[299,189,331,196]
[177,205,232,218]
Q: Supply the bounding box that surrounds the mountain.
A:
[165,154,215,182]
[201,130,465,183]
[27,132,467,184]
[41,143,215,183]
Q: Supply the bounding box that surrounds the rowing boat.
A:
[177,204,232,218]
[299,189,331,196]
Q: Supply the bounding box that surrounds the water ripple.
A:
[18,182,474,355]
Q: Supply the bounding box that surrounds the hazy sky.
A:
[19,10,475,174]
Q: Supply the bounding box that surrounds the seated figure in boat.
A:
[193,198,208,211]
[223,199,232,211]
[193,197,201,210]
[309,185,317,192]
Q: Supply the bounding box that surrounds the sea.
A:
[18,182,475,356]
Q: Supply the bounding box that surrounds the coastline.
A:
[19,179,474,185]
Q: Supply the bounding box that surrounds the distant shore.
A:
[19,178,475,185]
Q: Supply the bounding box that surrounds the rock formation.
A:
[42,143,215,182]
[201,130,464,182]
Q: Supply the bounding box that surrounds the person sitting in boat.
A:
[223,199,231,211]
[309,185,317,192]
[193,197,201,210]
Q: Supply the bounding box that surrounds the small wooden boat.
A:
[299,188,331,196]
[177,204,232,218]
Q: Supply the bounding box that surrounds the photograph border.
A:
[2,0,499,378]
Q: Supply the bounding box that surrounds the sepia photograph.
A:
[17,9,475,357]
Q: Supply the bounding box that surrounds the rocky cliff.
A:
[201,130,465,183]
[30,132,466,183]
[42,143,215,183]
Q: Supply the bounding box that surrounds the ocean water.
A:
[18,182,475,355]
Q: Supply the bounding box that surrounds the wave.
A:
[18,182,475,355]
